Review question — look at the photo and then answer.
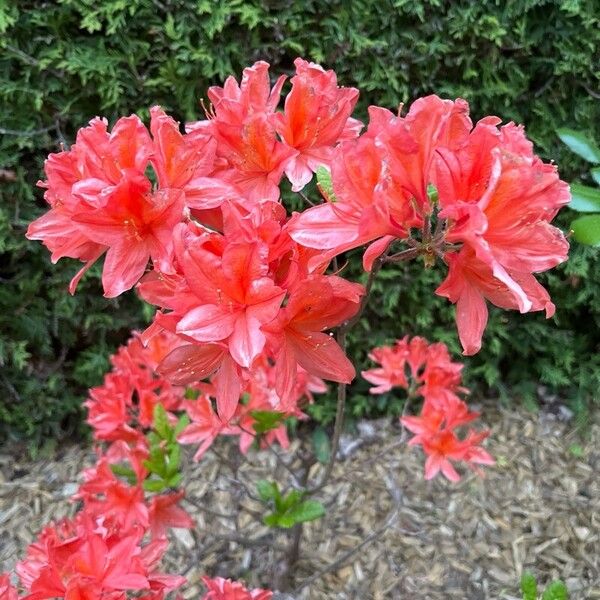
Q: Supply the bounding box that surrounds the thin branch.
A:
[582,83,600,100]
[307,250,389,494]
[298,190,316,206]
[237,422,305,490]
[5,44,65,79]
[384,247,419,263]
[293,507,399,592]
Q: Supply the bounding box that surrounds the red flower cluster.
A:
[0,574,18,600]
[201,576,272,600]
[15,511,184,600]
[139,205,361,423]
[289,97,569,353]
[363,336,494,482]
[178,355,326,461]
[21,56,571,597]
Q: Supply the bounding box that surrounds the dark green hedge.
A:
[1,0,599,443]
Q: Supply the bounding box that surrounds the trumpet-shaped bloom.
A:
[275,57,362,191]
[16,513,165,600]
[200,61,296,202]
[0,573,17,600]
[26,115,157,295]
[264,275,364,401]
[147,491,194,540]
[435,119,570,354]
[72,175,184,297]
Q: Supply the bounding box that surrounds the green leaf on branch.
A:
[258,480,326,528]
[281,499,326,526]
[184,387,200,400]
[110,463,137,485]
[250,410,286,435]
[557,128,600,163]
[174,413,190,436]
[256,479,280,503]
[521,572,538,600]
[571,214,600,245]
[143,478,168,493]
[591,167,600,186]
[568,183,600,212]
[542,581,568,600]
[153,403,171,440]
[142,404,185,492]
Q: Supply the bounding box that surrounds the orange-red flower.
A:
[274,57,362,191]
[435,119,570,354]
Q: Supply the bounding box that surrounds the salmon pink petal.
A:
[288,203,360,249]
[440,459,461,482]
[228,312,266,368]
[102,242,150,298]
[288,330,355,384]
[158,344,225,385]
[454,280,488,356]
[68,247,106,295]
[424,454,442,480]
[176,305,236,342]
[284,155,314,192]
[363,235,395,272]
[214,356,242,421]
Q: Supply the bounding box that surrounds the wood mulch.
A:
[1,404,598,599]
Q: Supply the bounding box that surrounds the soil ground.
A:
[1,404,598,599]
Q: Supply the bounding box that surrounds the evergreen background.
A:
[1,0,599,445]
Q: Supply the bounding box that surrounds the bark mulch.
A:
[1,405,598,599]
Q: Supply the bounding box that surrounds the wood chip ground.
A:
[1,405,598,599]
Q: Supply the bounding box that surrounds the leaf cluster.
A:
[142,404,189,492]
[256,480,325,529]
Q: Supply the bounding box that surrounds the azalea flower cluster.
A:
[2,331,282,599]
[363,336,494,481]
[20,56,570,597]
[289,98,569,354]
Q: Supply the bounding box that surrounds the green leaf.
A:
[263,513,281,528]
[256,480,279,503]
[571,215,600,245]
[277,499,326,528]
[184,387,200,400]
[311,426,331,463]
[166,443,181,476]
[174,414,190,436]
[166,472,182,488]
[521,572,538,600]
[280,489,304,512]
[316,166,337,202]
[143,478,168,493]
[568,443,584,457]
[591,167,600,186]
[557,128,600,163]
[568,183,600,212]
[110,463,137,483]
[153,403,171,440]
[250,410,286,435]
[542,580,568,600]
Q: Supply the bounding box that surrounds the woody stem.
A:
[308,242,414,494]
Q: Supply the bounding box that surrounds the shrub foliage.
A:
[1,0,599,443]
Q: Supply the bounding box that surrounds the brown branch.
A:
[307,249,389,495]
[293,475,404,593]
